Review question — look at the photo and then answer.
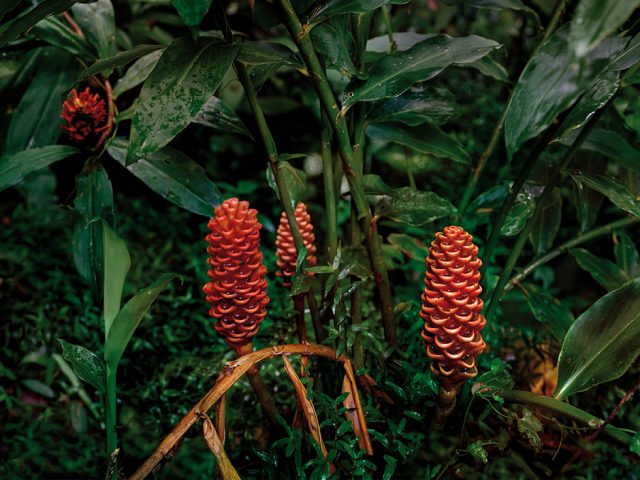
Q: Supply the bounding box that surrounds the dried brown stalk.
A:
[201,413,241,480]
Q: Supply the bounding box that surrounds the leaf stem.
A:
[279,0,398,347]
[321,115,338,262]
[105,365,118,478]
[380,7,396,52]
[505,216,640,292]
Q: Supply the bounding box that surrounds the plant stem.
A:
[457,0,567,217]
[432,386,459,430]
[495,389,633,445]
[129,343,356,480]
[484,101,610,321]
[505,216,639,292]
[321,115,338,262]
[233,343,279,425]
[105,365,118,478]
[380,7,396,52]
[279,0,398,347]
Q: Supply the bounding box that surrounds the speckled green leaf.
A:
[366,123,469,164]
[305,0,410,24]
[368,87,457,126]
[171,0,212,27]
[572,172,640,218]
[570,0,640,58]
[554,278,640,400]
[79,44,164,80]
[375,187,456,226]
[237,40,302,69]
[523,283,574,342]
[128,36,239,162]
[112,49,164,97]
[0,146,78,193]
[570,248,630,291]
[71,0,116,58]
[343,34,500,110]
[504,27,625,158]
[193,96,252,137]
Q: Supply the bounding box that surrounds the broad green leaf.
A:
[367,87,457,126]
[570,0,640,58]
[32,16,96,59]
[387,233,429,260]
[305,0,410,24]
[500,191,535,236]
[193,96,252,137]
[79,44,165,80]
[171,0,212,27]
[362,173,395,195]
[570,166,603,231]
[504,27,625,158]
[266,161,307,208]
[375,187,456,227]
[516,407,543,449]
[610,33,640,71]
[522,283,574,342]
[237,41,302,69]
[0,146,78,192]
[72,165,115,298]
[366,32,432,54]
[342,34,500,110]
[128,36,239,161]
[5,50,78,154]
[102,222,131,338]
[112,49,164,98]
[366,124,469,164]
[57,339,106,393]
[631,432,640,456]
[0,0,21,22]
[71,0,116,58]
[108,137,222,216]
[554,278,640,400]
[467,54,510,83]
[555,72,620,143]
[311,15,359,77]
[0,0,78,49]
[614,232,640,277]
[572,172,640,218]
[570,248,629,291]
[104,273,178,369]
[467,182,510,212]
[567,129,640,176]
[528,188,561,255]
[442,0,527,9]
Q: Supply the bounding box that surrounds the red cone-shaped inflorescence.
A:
[61,87,109,144]
[420,226,486,390]
[275,202,317,288]
[204,198,269,348]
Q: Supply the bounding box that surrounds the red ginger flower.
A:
[204,198,269,348]
[61,87,109,143]
[420,226,486,390]
[275,202,317,287]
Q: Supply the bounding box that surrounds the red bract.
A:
[203,198,269,349]
[420,226,486,389]
[275,202,317,287]
[61,87,108,144]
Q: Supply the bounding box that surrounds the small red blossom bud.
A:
[61,87,109,144]
[420,226,486,390]
[203,198,269,348]
[275,202,317,287]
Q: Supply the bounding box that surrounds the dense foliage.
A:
[1,0,640,478]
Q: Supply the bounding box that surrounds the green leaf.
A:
[266,161,307,209]
[311,15,359,77]
[382,455,397,480]
[79,44,165,80]
[568,129,640,176]
[0,0,77,49]
[362,173,395,195]
[5,50,78,154]
[516,407,543,449]
[102,222,131,338]
[528,188,561,255]
[367,87,456,126]
[615,232,640,277]
[474,358,515,392]
[72,165,115,298]
[193,96,252,138]
[522,283,574,342]
[128,36,239,161]
[442,0,527,10]
[171,0,212,27]
[343,34,500,110]
[387,233,429,260]
[112,49,164,98]
[570,248,630,291]
[570,0,640,58]
[572,172,640,218]
[104,273,178,369]
[108,138,222,216]
[501,190,535,236]
[467,54,510,83]
[631,431,640,456]
[305,0,410,24]
[57,339,106,393]
[554,278,640,400]
[71,0,116,58]
[504,27,625,158]
[609,33,640,71]
[375,187,456,227]
[366,123,469,164]
[237,40,302,69]
[0,146,78,193]
[32,16,96,59]
[467,441,488,464]
[570,167,603,231]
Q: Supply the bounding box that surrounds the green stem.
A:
[496,390,633,445]
[105,365,118,470]
[485,100,610,321]
[321,115,338,262]
[404,147,417,190]
[380,7,396,52]
[279,0,398,347]
[505,216,640,292]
